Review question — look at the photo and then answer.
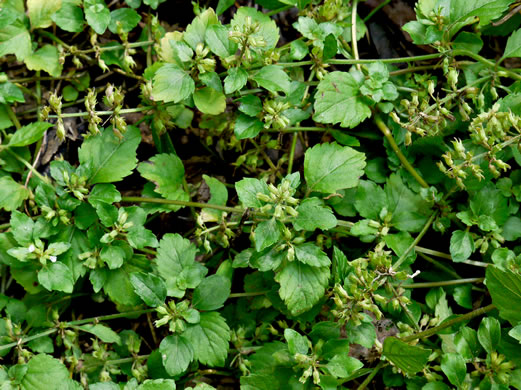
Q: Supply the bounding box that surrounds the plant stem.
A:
[374,115,429,188]
[400,277,484,288]
[401,304,496,342]
[4,148,49,183]
[120,196,244,214]
[393,212,437,270]
[351,0,361,71]
[356,361,385,390]
[6,105,21,129]
[48,104,159,119]
[287,131,298,174]
[228,291,268,298]
[363,0,391,22]
[418,252,461,279]
[414,246,489,267]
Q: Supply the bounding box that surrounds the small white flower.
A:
[28,244,35,253]
[49,256,57,263]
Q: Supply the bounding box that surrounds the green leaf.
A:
[294,197,337,231]
[294,243,330,267]
[152,64,195,103]
[24,45,62,77]
[89,184,121,206]
[10,210,35,245]
[9,121,53,147]
[38,262,74,293]
[254,218,281,252]
[0,80,24,104]
[276,261,329,315]
[469,184,509,226]
[326,354,363,379]
[184,8,218,50]
[205,24,237,58]
[200,175,228,221]
[235,178,270,208]
[238,95,263,116]
[138,379,177,390]
[20,354,70,390]
[103,266,142,306]
[385,173,431,232]
[304,142,366,194]
[382,337,431,375]
[129,272,166,307]
[52,3,84,32]
[216,0,234,15]
[0,19,32,61]
[79,125,140,184]
[477,317,501,353]
[355,180,386,220]
[193,87,226,115]
[440,353,466,387]
[503,28,521,60]
[137,153,187,204]
[77,324,121,344]
[193,274,231,311]
[508,324,521,343]
[156,233,207,297]
[313,71,371,128]
[234,114,264,140]
[183,311,230,366]
[230,7,279,50]
[108,8,141,34]
[485,266,521,323]
[449,230,474,263]
[0,178,29,212]
[290,39,308,60]
[159,335,194,376]
[284,329,309,355]
[253,65,290,94]
[224,67,248,94]
[84,0,110,34]
[27,0,62,29]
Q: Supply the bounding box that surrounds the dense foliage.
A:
[2,0,521,388]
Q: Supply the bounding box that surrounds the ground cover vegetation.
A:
[2,0,521,388]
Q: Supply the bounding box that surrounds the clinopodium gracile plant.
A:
[2,0,521,389]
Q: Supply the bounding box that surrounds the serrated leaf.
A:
[224,67,248,94]
[25,45,62,77]
[254,218,281,252]
[38,262,74,293]
[313,71,371,128]
[159,335,194,376]
[184,8,218,50]
[234,114,264,140]
[276,261,329,315]
[152,64,195,103]
[485,266,521,323]
[79,126,140,184]
[156,233,207,297]
[52,3,84,33]
[183,311,230,366]
[193,87,226,115]
[9,122,53,147]
[294,243,330,267]
[84,0,110,34]
[382,337,431,374]
[108,8,141,34]
[253,65,290,94]
[230,7,279,50]
[304,142,366,194]
[450,230,474,263]
[205,24,237,58]
[130,272,166,307]
[0,177,30,212]
[20,354,70,390]
[355,180,386,220]
[235,178,270,208]
[0,20,32,61]
[284,329,309,355]
[193,274,231,311]
[27,0,62,28]
[138,153,185,198]
[294,197,337,231]
[503,29,521,60]
[326,354,363,378]
[76,324,121,344]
